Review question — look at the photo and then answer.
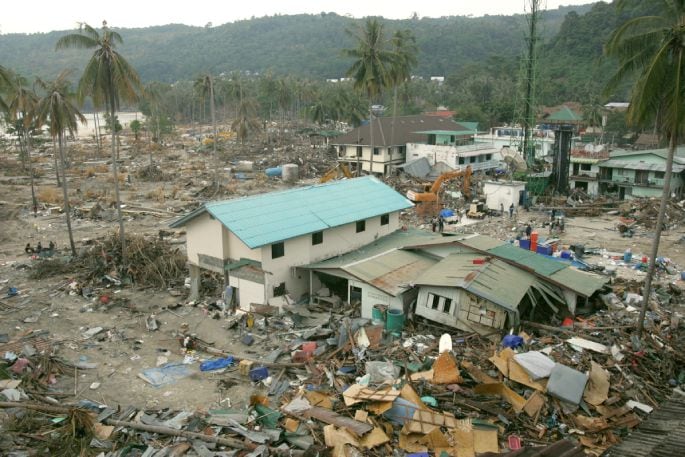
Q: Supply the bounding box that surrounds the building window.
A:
[443,298,452,314]
[581,163,592,171]
[469,156,476,163]
[312,231,323,245]
[617,169,624,176]
[356,146,362,157]
[655,171,665,179]
[356,220,366,233]
[380,213,390,226]
[373,147,380,155]
[271,242,284,259]
[399,146,406,155]
[459,157,466,165]
[485,154,492,161]
[428,293,452,314]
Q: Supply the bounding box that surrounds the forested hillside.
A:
[0,5,589,83]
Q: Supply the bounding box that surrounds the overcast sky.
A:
[1,0,599,34]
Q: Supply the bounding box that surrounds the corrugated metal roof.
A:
[305,229,438,270]
[598,159,685,173]
[488,244,568,276]
[170,177,413,249]
[413,253,541,312]
[458,234,507,251]
[604,395,685,457]
[346,249,438,296]
[414,129,476,136]
[549,267,608,297]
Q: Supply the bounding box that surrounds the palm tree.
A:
[232,97,261,145]
[56,21,142,269]
[0,65,11,113]
[605,0,685,334]
[195,74,219,189]
[6,74,39,215]
[35,72,87,256]
[389,29,418,155]
[344,18,396,176]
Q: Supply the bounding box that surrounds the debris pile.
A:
[619,198,685,230]
[1,292,683,456]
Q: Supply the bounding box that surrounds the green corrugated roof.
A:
[546,105,582,123]
[549,267,608,297]
[487,244,567,276]
[414,129,475,136]
[170,176,413,249]
[455,121,479,132]
[458,234,506,251]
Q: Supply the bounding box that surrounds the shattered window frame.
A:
[312,231,323,245]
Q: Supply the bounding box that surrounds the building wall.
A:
[260,212,400,301]
[227,232,261,262]
[338,145,406,174]
[349,279,403,319]
[483,181,526,212]
[185,213,225,271]
[570,179,599,196]
[406,143,499,172]
[229,277,266,311]
[416,286,509,333]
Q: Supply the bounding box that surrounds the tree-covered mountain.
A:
[0,5,591,83]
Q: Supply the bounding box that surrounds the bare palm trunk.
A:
[109,96,127,270]
[369,107,375,176]
[209,79,219,191]
[57,134,76,256]
[53,138,61,186]
[23,133,38,215]
[94,112,102,158]
[637,51,682,335]
[637,132,676,334]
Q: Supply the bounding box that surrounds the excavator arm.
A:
[407,166,472,202]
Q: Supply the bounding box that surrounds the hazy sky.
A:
[2,0,598,34]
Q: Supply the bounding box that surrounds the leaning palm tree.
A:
[35,72,87,256]
[195,74,219,189]
[343,18,396,176]
[0,65,12,113]
[56,21,142,269]
[605,0,685,334]
[6,74,39,215]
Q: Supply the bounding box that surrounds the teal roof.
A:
[487,244,568,276]
[170,177,413,249]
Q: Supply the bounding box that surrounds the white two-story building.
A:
[170,177,413,309]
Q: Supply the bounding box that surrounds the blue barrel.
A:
[265,167,282,177]
[560,250,572,259]
[519,239,531,250]
[623,250,632,262]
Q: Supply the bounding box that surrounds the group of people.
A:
[430,216,445,233]
[25,241,55,255]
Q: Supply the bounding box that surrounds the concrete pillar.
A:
[189,263,200,302]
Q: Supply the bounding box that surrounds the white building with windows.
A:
[170,177,413,309]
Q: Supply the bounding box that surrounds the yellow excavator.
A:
[406,166,472,202]
[320,163,353,183]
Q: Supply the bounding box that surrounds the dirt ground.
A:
[1,127,684,415]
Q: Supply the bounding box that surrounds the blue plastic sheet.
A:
[139,363,194,387]
[200,356,234,372]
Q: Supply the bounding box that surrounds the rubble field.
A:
[1,125,685,457]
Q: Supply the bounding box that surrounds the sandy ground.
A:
[1,131,684,414]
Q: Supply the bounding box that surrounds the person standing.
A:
[438,216,444,233]
[509,204,514,218]
[525,224,532,238]
[431,216,437,232]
